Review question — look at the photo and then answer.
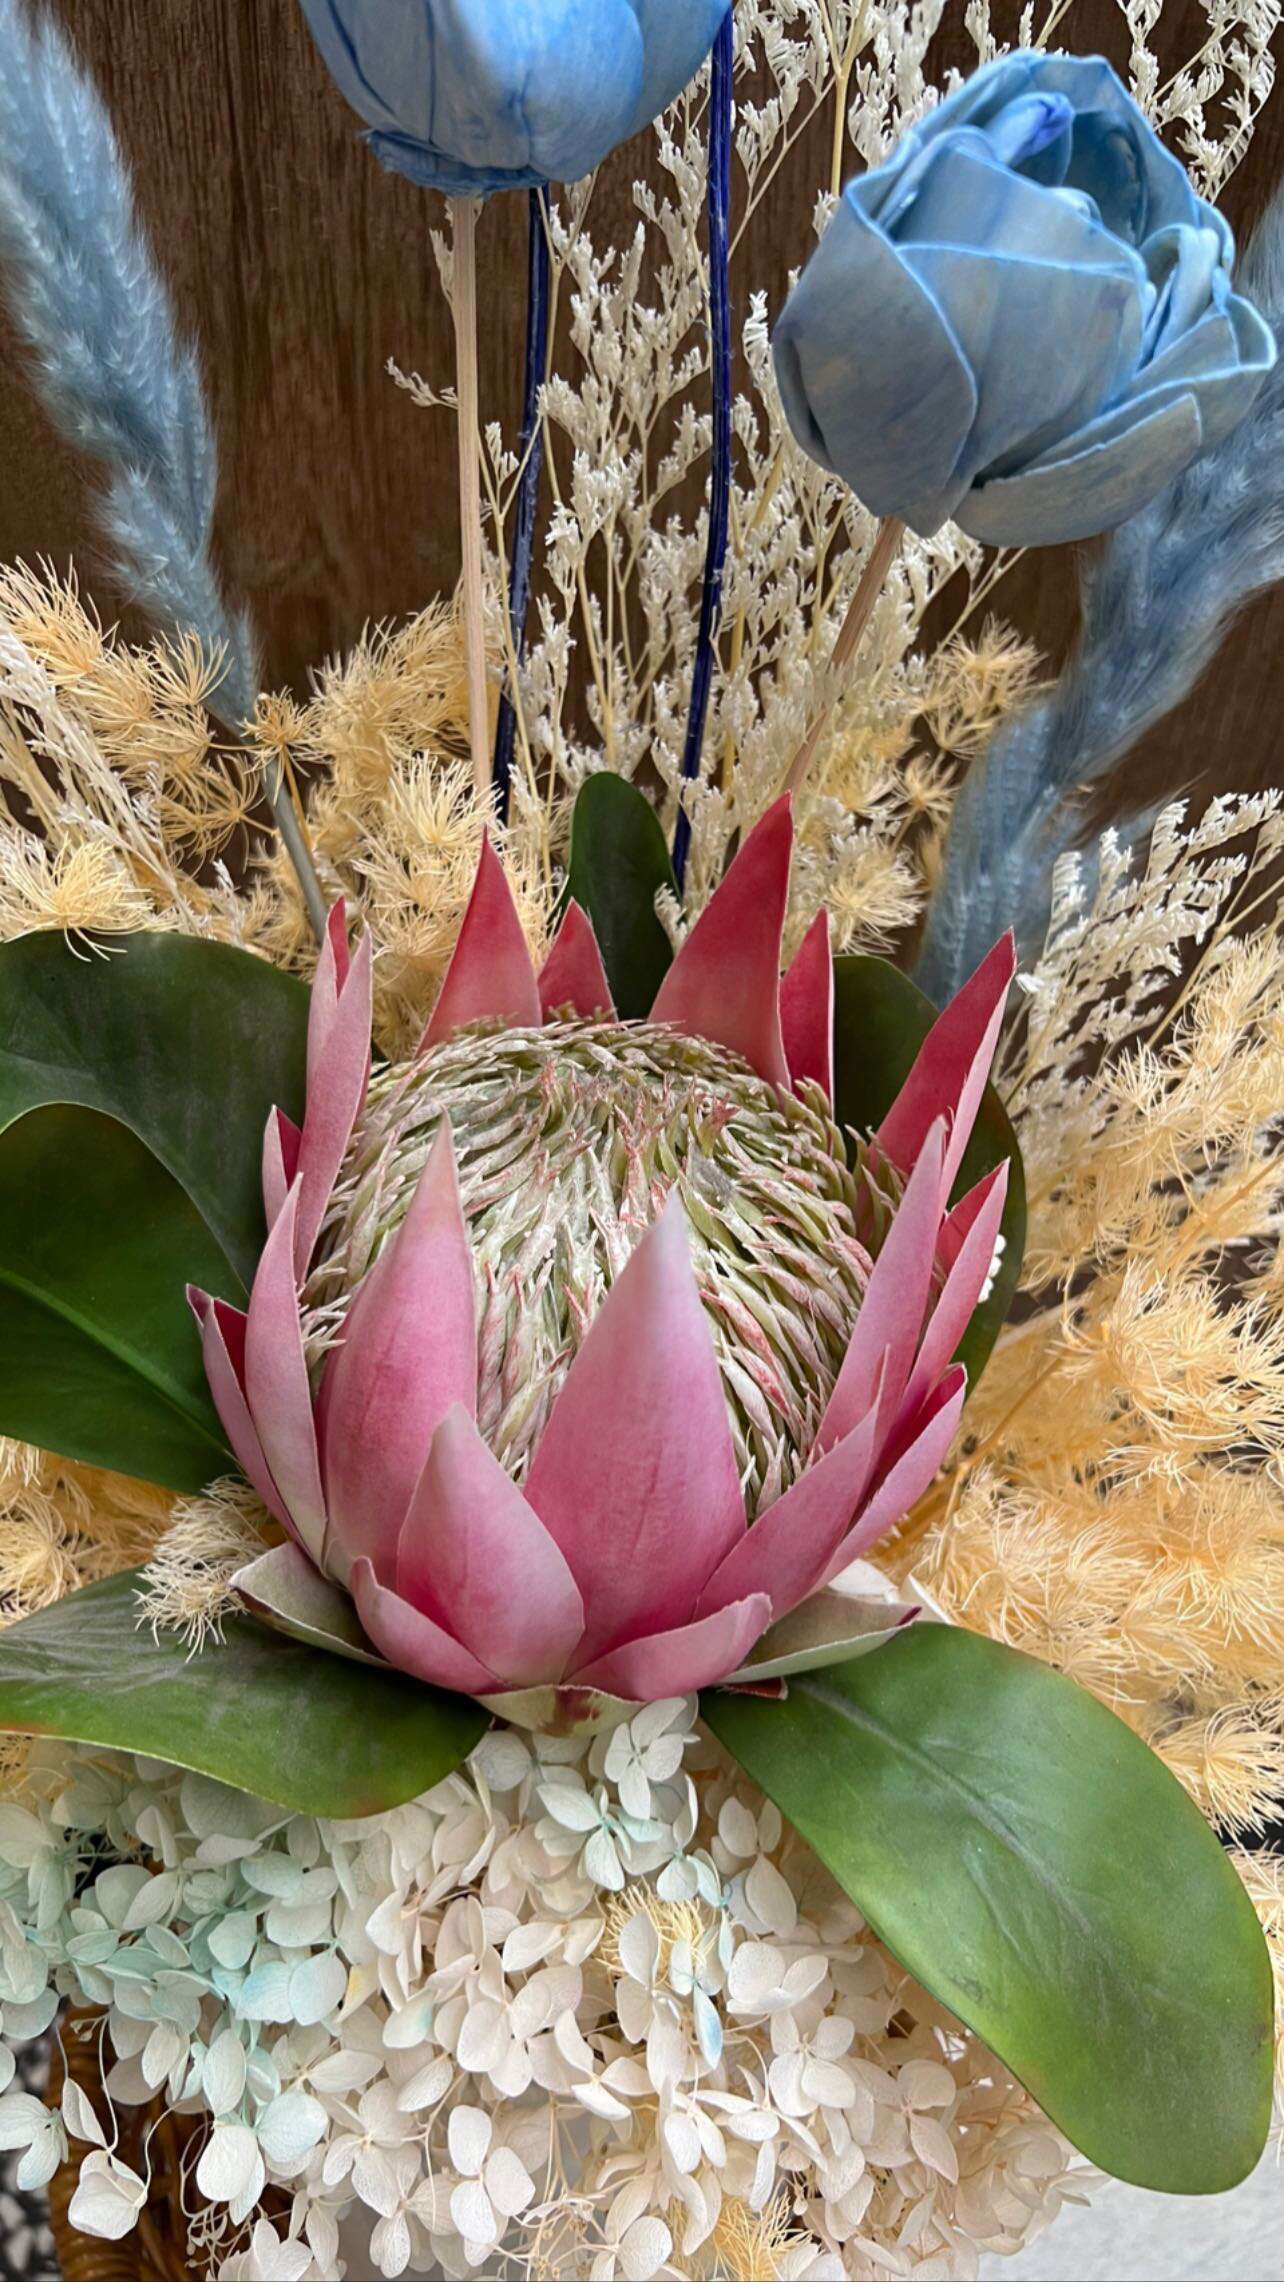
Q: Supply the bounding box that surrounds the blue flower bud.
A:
[773,53,1276,547]
[299,0,731,198]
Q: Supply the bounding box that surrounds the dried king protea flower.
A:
[191,798,1014,1720]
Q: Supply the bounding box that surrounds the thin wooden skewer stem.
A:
[450,195,491,807]
[782,514,903,799]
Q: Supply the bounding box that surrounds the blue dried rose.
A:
[773,52,1276,546]
[299,0,730,198]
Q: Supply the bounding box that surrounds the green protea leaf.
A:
[0,932,309,1487]
[0,1570,486,1817]
[705,1624,1274,2194]
[563,775,677,1018]
[0,931,308,1286]
[0,1106,232,1491]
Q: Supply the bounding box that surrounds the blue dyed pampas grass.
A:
[0,0,326,930]
[0,0,255,721]
[915,186,1284,1006]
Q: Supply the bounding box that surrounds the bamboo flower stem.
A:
[783,515,903,799]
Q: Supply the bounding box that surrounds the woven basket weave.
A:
[46,2017,204,2282]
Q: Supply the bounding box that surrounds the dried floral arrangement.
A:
[0,2,1280,2278]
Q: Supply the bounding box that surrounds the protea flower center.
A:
[307,1018,871,1514]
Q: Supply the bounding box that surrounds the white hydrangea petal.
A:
[484,2144,534,2218]
[745,1855,798,1936]
[258,2090,327,2170]
[203,2028,247,2117]
[584,1827,625,1890]
[538,1784,601,1833]
[448,2102,492,2178]
[0,2091,52,2151]
[451,2176,497,2244]
[910,2110,962,2181]
[618,1910,661,1985]
[196,2121,265,2209]
[60,2077,106,2148]
[620,2216,673,2278]
[900,2056,958,2109]
[616,1764,653,1820]
[67,2150,147,2241]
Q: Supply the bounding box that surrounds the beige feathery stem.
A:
[782,515,903,799]
[450,196,491,807]
[209,706,327,942]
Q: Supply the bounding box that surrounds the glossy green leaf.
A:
[832,953,1025,1384]
[0,1106,233,1492]
[705,1625,1273,2193]
[0,1571,487,1817]
[564,775,677,1019]
[0,931,308,1287]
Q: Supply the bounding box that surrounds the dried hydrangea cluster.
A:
[0,1709,1074,2281]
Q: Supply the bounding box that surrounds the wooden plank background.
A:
[0,0,1280,812]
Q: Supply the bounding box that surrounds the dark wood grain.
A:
[0,0,1280,814]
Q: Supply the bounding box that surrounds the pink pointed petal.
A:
[817,1123,948,1452]
[571,1594,772,1699]
[308,902,352,1089]
[318,1122,477,1587]
[293,929,374,1280]
[820,1366,966,1586]
[538,901,615,1021]
[781,910,834,1102]
[650,797,793,1088]
[243,1190,329,1560]
[524,1200,746,1667]
[188,1288,300,1546]
[350,1559,498,1695]
[899,1162,1008,1425]
[395,1407,584,1687]
[938,1161,1000,1270]
[262,1108,302,1229]
[695,1396,883,1622]
[419,836,542,1050]
[876,934,1015,1195]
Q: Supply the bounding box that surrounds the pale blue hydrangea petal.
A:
[693,1985,723,2069]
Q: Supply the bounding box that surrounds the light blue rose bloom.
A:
[298,0,731,197]
[773,53,1276,547]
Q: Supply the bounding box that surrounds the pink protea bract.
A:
[192,797,1014,1721]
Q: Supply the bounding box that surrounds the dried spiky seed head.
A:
[309,1018,871,1512]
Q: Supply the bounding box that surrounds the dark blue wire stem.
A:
[672,8,735,893]
[492,188,551,820]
